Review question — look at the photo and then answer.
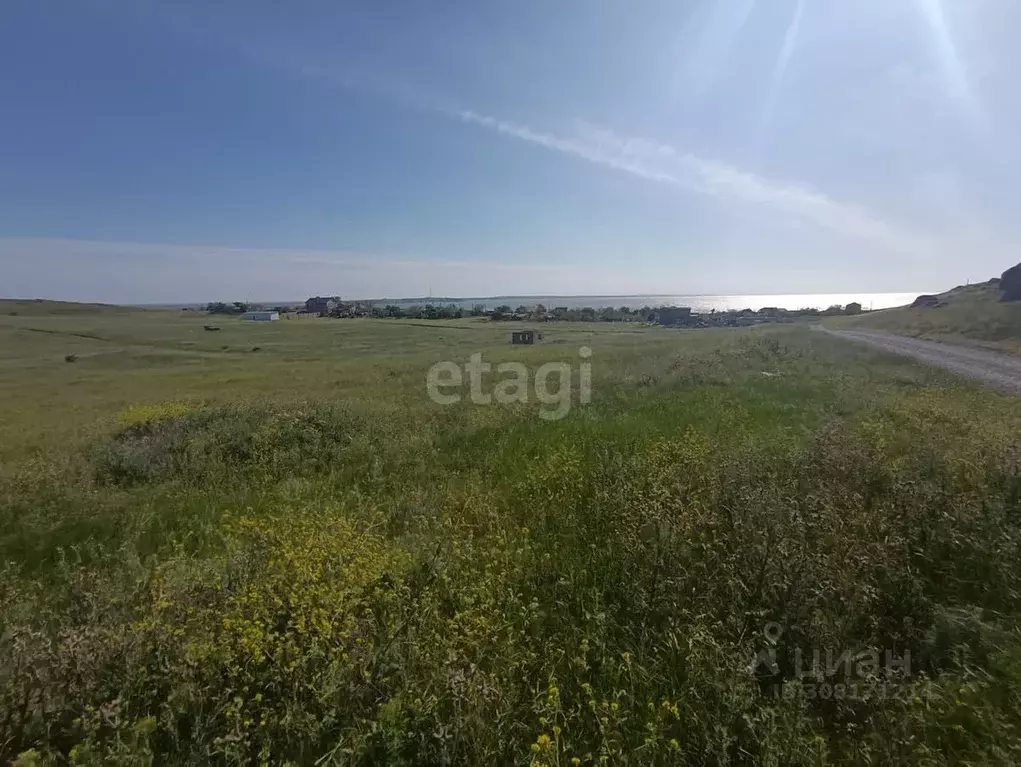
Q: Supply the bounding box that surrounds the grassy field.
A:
[3,301,1021,764]
[833,281,1021,355]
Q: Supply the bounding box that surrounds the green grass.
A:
[3,303,1021,764]
[832,281,1021,354]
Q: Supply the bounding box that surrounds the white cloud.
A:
[196,27,939,260]
[452,109,933,256]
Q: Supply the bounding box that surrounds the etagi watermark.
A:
[425,347,592,420]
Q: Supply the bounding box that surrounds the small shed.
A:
[242,311,279,321]
[511,329,543,345]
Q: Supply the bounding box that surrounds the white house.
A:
[242,311,279,321]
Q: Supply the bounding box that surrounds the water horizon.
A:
[152,292,927,313]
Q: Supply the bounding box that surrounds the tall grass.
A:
[2,328,1021,764]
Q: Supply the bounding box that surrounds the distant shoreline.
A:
[135,292,927,313]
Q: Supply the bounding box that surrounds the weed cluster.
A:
[91,403,361,487]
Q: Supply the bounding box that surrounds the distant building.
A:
[511,329,543,345]
[657,307,694,326]
[304,296,340,315]
[242,311,279,321]
[845,302,863,315]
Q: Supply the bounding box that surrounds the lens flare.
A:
[917,0,979,119]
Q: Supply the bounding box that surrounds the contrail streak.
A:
[759,0,806,139]
[453,109,931,256]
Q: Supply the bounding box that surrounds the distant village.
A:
[203,296,867,327]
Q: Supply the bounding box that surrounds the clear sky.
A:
[2,0,1019,302]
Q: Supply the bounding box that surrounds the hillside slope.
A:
[836,277,1021,356]
[0,298,147,317]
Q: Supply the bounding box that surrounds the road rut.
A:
[823,328,1021,393]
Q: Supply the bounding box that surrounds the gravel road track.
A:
[823,328,1021,393]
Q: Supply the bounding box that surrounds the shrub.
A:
[116,402,192,428]
[133,508,408,763]
[91,402,362,487]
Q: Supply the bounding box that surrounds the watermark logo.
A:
[749,622,924,702]
[426,347,592,421]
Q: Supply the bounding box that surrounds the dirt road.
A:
[823,328,1021,393]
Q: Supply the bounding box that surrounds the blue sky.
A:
[1,0,1019,302]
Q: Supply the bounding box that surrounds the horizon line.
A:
[2,290,927,308]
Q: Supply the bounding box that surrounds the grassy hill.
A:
[836,277,1021,355]
[0,297,149,317]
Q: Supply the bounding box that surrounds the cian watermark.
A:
[425,347,592,421]
[748,622,925,702]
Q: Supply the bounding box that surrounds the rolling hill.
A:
[0,298,147,317]
[837,266,1021,355]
